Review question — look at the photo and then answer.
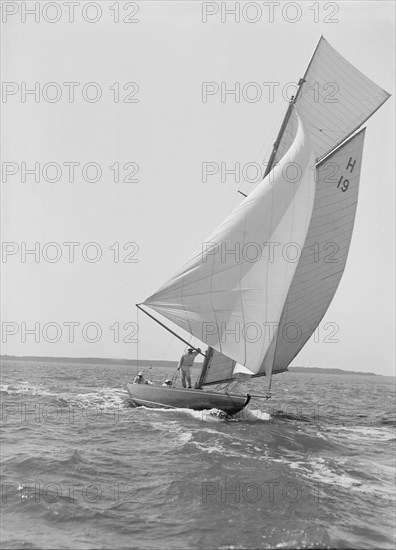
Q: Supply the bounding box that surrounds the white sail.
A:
[141,38,389,387]
[200,349,236,386]
[271,37,389,166]
[257,129,366,377]
[144,116,316,373]
[233,363,254,376]
[201,347,287,386]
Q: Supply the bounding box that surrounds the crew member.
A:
[177,347,201,388]
[133,372,152,385]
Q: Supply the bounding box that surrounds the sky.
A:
[1,1,395,376]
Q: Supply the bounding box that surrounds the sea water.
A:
[1,359,395,549]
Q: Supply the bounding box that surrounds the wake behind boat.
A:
[129,36,390,415]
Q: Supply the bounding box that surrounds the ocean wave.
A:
[0,541,41,550]
[66,388,127,410]
[380,418,396,426]
[1,382,128,412]
[189,439,256,458]
[3,449,99,478]
[326,424,396,443]
[0,383,58,398]
[2,360,395,550]
[2,481,113,525]
[124,403,272,423]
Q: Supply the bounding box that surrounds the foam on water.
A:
[237,407,272,422]
[190,439,256,458]
[1,382,128,413]
[123,403,273,424]
[0,383,58,397]
[69,388,126,409]
[129,405,229,422]
[326,424,395,442]
[2,359,395,550]
[148,420,194,447]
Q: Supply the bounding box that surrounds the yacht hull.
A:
[126,383,250,416]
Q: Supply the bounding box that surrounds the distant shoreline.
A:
[0,355,379,376]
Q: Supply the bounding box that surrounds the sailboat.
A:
[127,36,390,415]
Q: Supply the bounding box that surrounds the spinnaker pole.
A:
[136,304,207,358]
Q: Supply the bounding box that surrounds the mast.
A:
[195,347,214,389]
[263,78,306,178]
[261,37,325,386]
[264,37,324,178]
[263,99,296,178]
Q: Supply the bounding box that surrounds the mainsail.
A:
[258,128,366,378]
[142,37,389,387]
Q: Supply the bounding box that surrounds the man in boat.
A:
[133,372,152,385]
[177,347,201,389]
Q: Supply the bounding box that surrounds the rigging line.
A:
[136,305,139,375]
[239,214,248,366]
[315,128,353,135]
[250,107,287,169]
[172,368,180,386]
[252,109,286,172]
[136,304,207,359]
[249,393,272,400]
[160,334,175,362]
[232,109,285,208]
